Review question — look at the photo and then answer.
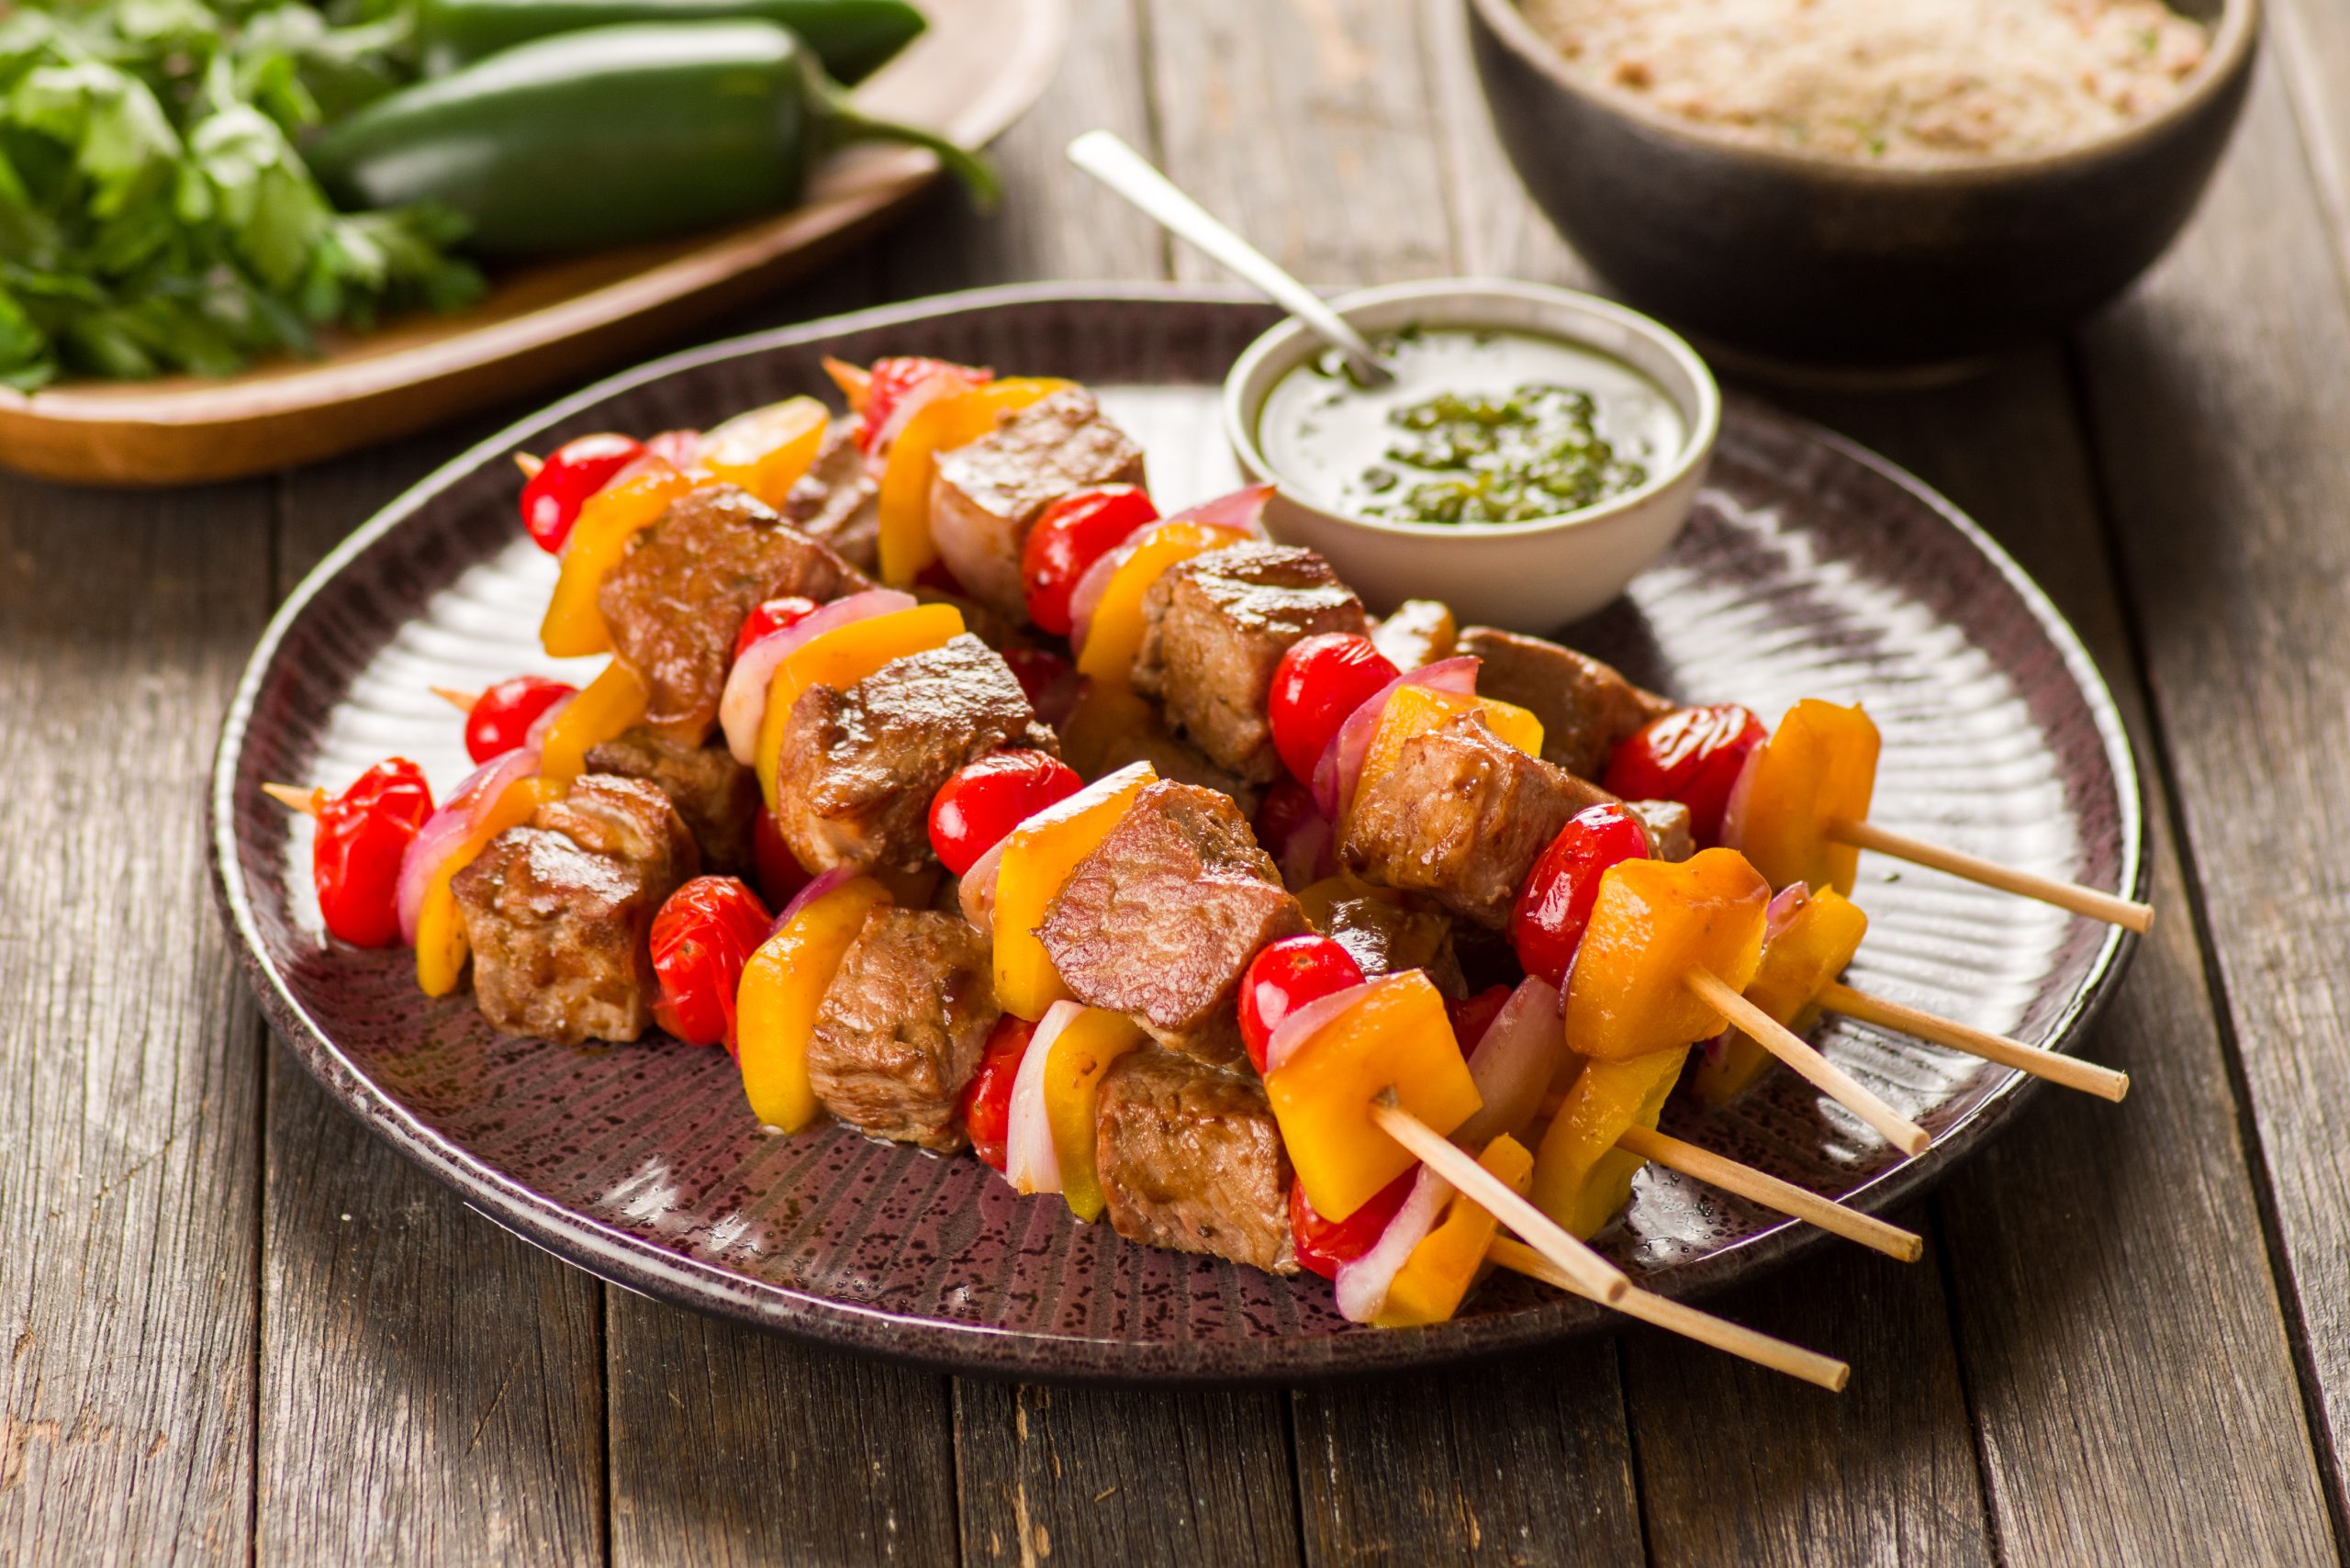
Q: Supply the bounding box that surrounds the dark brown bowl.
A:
[1466,0,2260,371]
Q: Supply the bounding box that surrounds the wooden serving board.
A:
[0,0,1066,487]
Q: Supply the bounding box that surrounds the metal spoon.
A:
[1067,129,1394,387]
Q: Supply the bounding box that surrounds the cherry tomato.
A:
[642,429,703,468]
[520,433,643,553]
[1291,1168,1416,1280]
[1019,485,1159,635]
[1602,703,1766,846]
[1002,646,1080,727]
[733,596,821,661]
[752,809,812,910]
[1267,633,1401,784]
[649,876,774,1051]
[957,1014,1037,1171]
[1448,984,1515,1056]
[312,758,435,948]
[927,749,1084,876]
[1508,802,1652,989]
[462,675,576,764]
[856,357,991,454]
[1238,934,1367,1072]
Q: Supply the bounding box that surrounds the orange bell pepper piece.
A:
[1530,1046,1688,1238]
[876,377,1071,585]
[538,659,651,788]
[991,761,1157,1019]
[1563,848,1770,1063]
[1731,700,1881,896]
[735,876,890,1131]
[1375,1133,1534,1327]
[1690,887,1870,1107]
[1073,521,1255,688]
[693,396,830,510]
[1038,1007,1149,1221]
[414,776,565,997]
[1265,971,1484,1221]
[754,602,967,810]
[1348,684,1545,823]
[540,458,694,658]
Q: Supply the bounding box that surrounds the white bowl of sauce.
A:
[1224,277,1719,630]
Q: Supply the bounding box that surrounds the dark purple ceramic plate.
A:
[210,285,2143,1384]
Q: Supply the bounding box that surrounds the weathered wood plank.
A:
[0,476,271,1565]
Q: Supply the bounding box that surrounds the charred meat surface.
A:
[1037,780,1307,1070]
[783,420,879,573]
[450,776,697,1047]
[599,484,871,743]
[585,725,760,874]
[1369,598,1458,673]
[808,906,998,1149]
[1454,625,1673,780]
[1095,1047,1296,1274]
[1340,709,1611,928]
[1297,875,1465,995]
[927,387,1146,617]
[771,633,1055,876]
[1132,543,1370,784]
[1628,798,1695,863]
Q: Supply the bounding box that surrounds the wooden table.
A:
[6,3,2348,1562]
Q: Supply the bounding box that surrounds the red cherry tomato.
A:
[927,749,1084,876]
[752,809,812,910]
[1019,485,1159,635]
[649,877,774,1051]
[1447,983,1515,1056]
[733,596,821,661]
[311,758,434,948]
[1508,802,1653,989]
[856,357,991,455]
[1002,646,1080,727]
[520,433,643,553]
[1267,633,1401,784]
[1238,934,1367,1073]
[642,429,703,468]
[1602,703,1766,846]
[957,1014,1037,1171]
[462,675,577,764]
[1292,1168,1416,1280]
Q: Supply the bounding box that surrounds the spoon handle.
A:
[1067,129,1393,386]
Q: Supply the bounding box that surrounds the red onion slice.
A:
[1716,742,1766,857]
[719,588,916,763]
[772,864,860,935]
[1333,1164,1453,1323]
[868,368,985,459]
[1261,979,1376,1076]
[395,748,542,946]
[1004,1000,1086,1194]
[1310,656,1482,821]
[1454,976,1564,1148]
[522,691,575,751]
[958,834,1007,931]
[1065,524,1158,658]
[1160,482,1274,538]
[1707,883,1810,1064]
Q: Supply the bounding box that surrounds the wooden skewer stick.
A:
[1828,816,2154,935]
[432,685,480,714]
[1371,1092,1628,1305]
[1818,982,2129,1103]
[1685,969,1931,1157]
[1488,1237,1850,1391]
[1615,1125,1922,1261]
[514,452,544,480]
[262,782,322,817]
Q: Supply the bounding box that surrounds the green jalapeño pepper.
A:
[308,20,996,256]
[417,0,927,83]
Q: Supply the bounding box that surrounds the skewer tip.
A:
[262,782,321,817]
[431,685,481,714]
[514,451,543,480]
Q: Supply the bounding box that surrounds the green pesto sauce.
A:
[1259,325,1684,526]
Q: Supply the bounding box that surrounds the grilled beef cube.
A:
[770,633,1055,876]
[1297,875,1465,995]
[1037,780,1307,1070]
[1132,543,1371,784]
[450,776,696,1047]
[585,725,760,874]
[599,484,871,743]
[783,419,879,573]
[1339,710,1612,929]
[1095,1048,1296,1274]
[808,906,997,1149]
[1628,799,1695,862]
[1453,626,1673,781]
[1369,599,1458,673]
[927,387,1147,618]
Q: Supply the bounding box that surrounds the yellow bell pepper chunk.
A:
[1563,848,1770,1063]
[540,459,694,657]
[1691,888,1870,1107]
[1039,1007,1149,1221]
[1375,1134,1534,1327]
[1531,1047,1689,1237]
[693,396,829,509]
[734,876,890,1131]
[1073,521,1255,688]
[754,603,967,810]
[538,659,651,788]
[1732,700,1882,896]
[414,776,565,998]
[991,762,1157,1019]
[1348,685,1544,823]
[875,377,1071,585]
[1265,970,1484,1221]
